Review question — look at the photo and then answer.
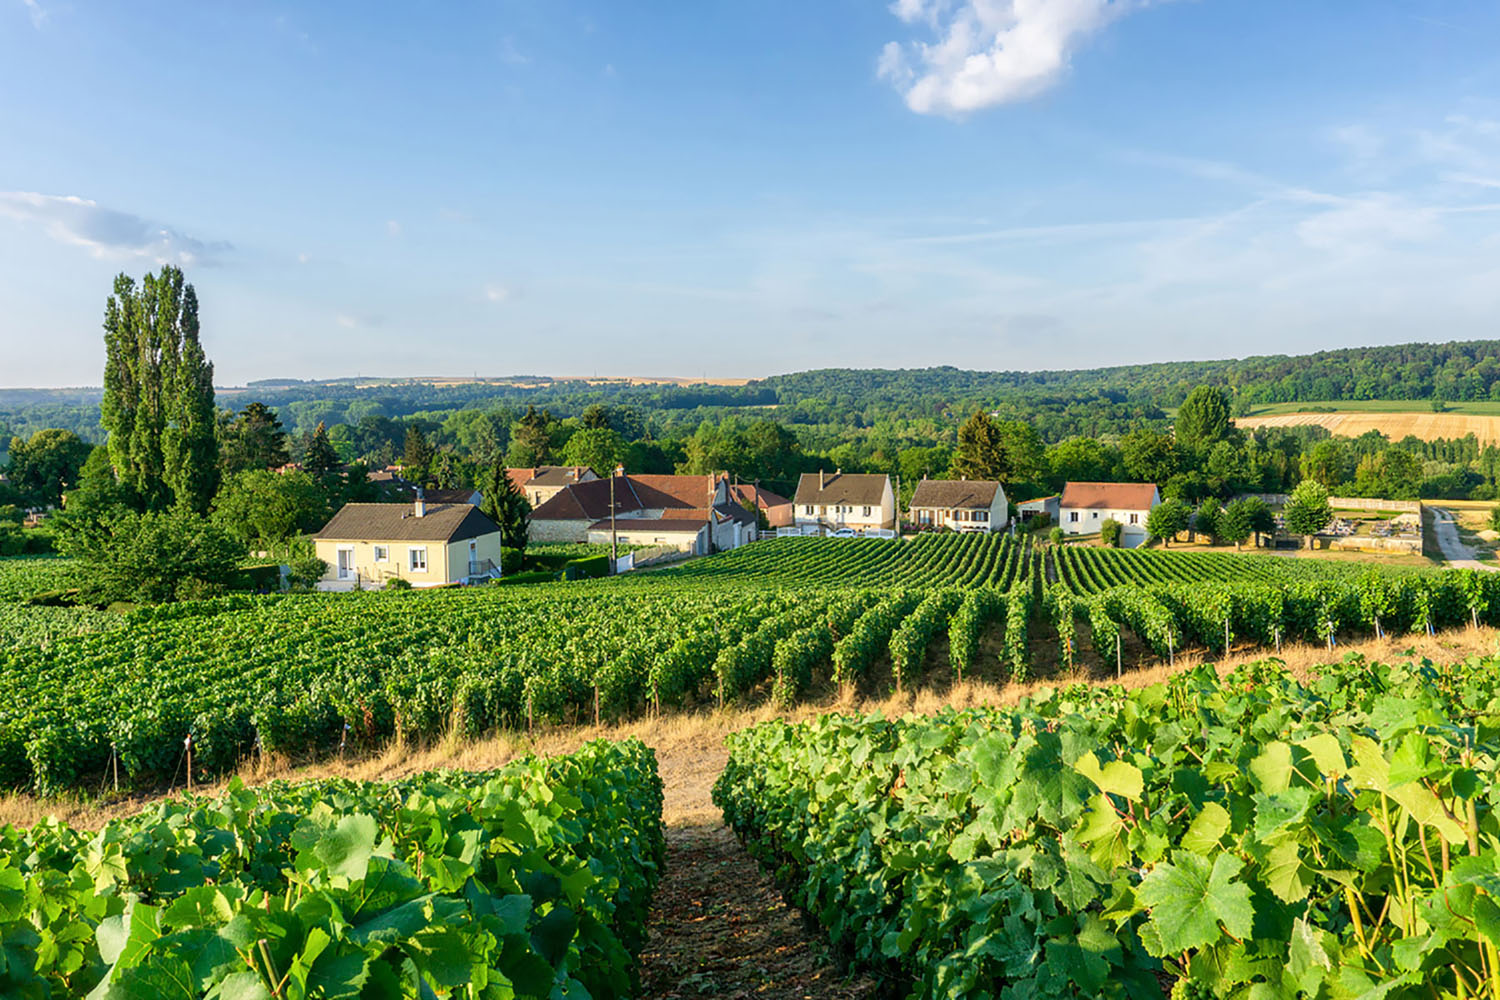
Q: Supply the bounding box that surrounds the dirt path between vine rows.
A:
[636,738,879,999]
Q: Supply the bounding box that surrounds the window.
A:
[863,506,872,517]
[1069,512,1079,523]
[1129,513,1139,525]
[373,545,389,563]
[1092,511,1099,519]
[408,547,427,572]
[805,505,814,515]
[974,511,988,523]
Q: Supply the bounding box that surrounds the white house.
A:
[1059,482,1161,548]
[908,479,1008,532]
[1017,494,1060,525]
[792,471,896,535]
[529,473,756,552]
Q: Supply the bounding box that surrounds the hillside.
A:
[1237,410,1500,446]
[8,337,1500,446]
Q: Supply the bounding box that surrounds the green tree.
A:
[1300,439,1350,490]
[480,461,532,554]
[56,504,246,604]
[1121,427,1180,485]
[1284,479,1333,546]
[303,422,340,476]
[403,425,435,480]
[1489,505,1500,534]
[213,470,329,546]
[1193,498,1223,544]
[6,429,92,507]
[100,266,220,512]
[1045,437,1114,490]
[1146,497,1190,546]
[580,404,612,430]
[510,406,556,466]
[220,402,289,473]
[1221,497,1273,550]
[1174,385,1232,454]
[951,410,1007,482]
[1099,517,1122,547]
[562,427,629,477]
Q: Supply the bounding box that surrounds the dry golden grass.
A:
[4,627,1498,833]
[1236,411,1500,445]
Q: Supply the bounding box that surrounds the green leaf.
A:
[1180,802,1231,855]
[1262,839,1312,903]
[1295,733,1346,777]
[317,814,378,881]
[531,905,579,966]
[1074,751,1143,802]
[1138,853,1255,956]
[211,971,274,1000]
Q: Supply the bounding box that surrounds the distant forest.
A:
[7,338,1500,451]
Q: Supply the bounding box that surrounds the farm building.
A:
[529,473,756,552]
[908,478,1008,532]
[312,494,505,590]
[792,471,896,535]
[506,466,598,508]
[1059,482,1160,548]
[727,482,794,528]
[1017,494,1060,525]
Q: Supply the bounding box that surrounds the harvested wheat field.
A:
[1236,410,1500,444]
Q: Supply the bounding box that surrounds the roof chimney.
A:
[819,469,825,490]
[414,487,426,518]
[614,464,625,477]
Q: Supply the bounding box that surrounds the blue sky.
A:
[3,1,1500,386]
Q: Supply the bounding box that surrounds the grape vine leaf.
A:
[1138,853,1255,956]
[1074,752,1143,802]
[1180,803,1231,855]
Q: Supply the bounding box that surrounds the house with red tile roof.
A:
[1059,482,1160,547]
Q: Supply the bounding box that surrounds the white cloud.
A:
[0,190,231,265]
[484,283,510,303]
[336,314,358,329]
[386,219,402,237]
[21,0,45,29]
[880,0,1157,116]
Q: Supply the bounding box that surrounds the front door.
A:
[468,540,479,576]
[337,548,355,580]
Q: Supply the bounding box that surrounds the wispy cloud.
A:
[385,219,402,237]
[20,0,45,29]
[879,0,1165,116]
[0,191,232,265]
[499,36,529,67]
[483,283,510,303]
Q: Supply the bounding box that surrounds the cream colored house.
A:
[1059,482,1160,548]
[792,471,896,535]
[313,496,505,590]
[908,479,1008,532]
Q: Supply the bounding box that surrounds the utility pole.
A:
[609,472,618,567]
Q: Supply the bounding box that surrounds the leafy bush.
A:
[500,545,524,574]
[54,505,247,604]
[1100,517,1122,547]
[564,554,610,580]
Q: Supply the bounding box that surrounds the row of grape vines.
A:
[1,737,663,998]
[716,655,1500,999]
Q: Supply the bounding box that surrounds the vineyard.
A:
[0,738,664,999]
[2,535,1497,798]
[716,655,1500,999]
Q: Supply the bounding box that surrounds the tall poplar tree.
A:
[100,266,219,512]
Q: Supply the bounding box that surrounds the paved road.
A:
[1429,507,1498,571]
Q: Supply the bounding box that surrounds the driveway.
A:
[1429,507,1498,571]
